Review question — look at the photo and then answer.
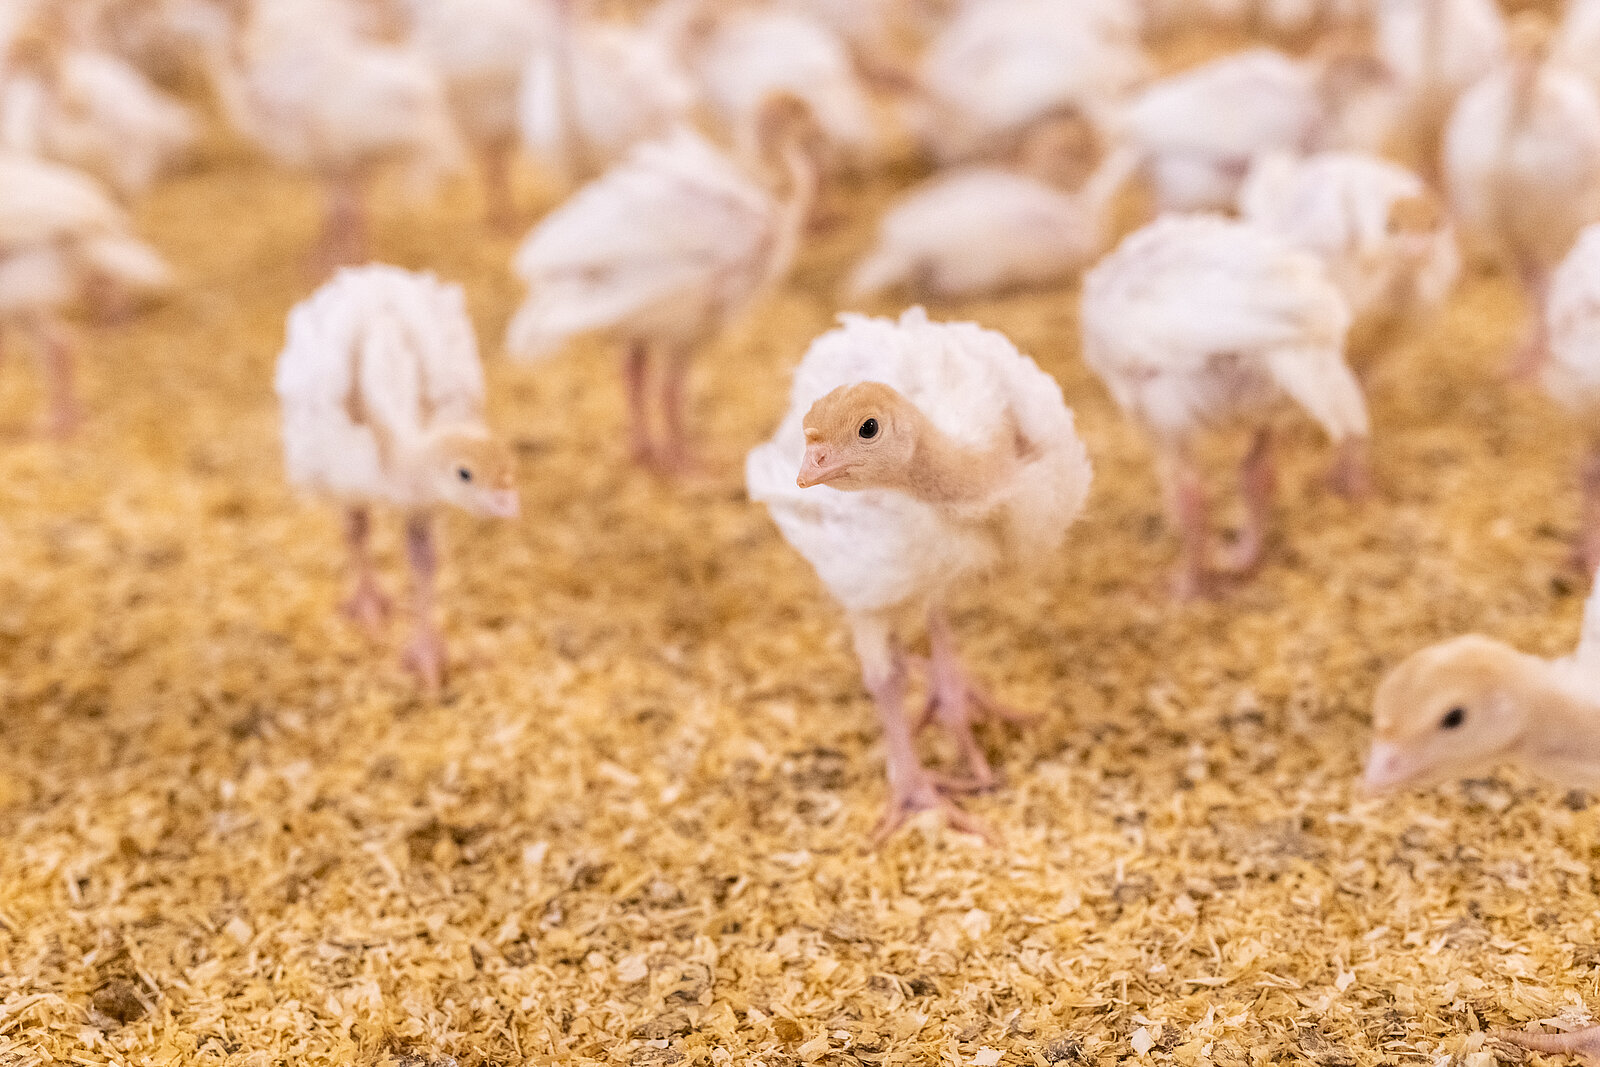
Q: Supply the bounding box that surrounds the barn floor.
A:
[8,47,1600,1067]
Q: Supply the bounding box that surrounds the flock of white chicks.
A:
[11,0,1600,925]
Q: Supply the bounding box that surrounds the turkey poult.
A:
[1365,567,1600,795]
[1081,214,1368,599]
[847,121,1139,301]
[1239,151,1459,360]
[1122,48,1397,214]
[0,153,171,437]
[0,15,198,201]
[275,266,520,693]
[197,0,464,272]
[1376,0,1506,176]
[746,309,1093,842]
[402,0,546,229]
[506,94,821,473]
[1444,13,1600,377]
[518,0,697,188]
[1542,225,1600,572]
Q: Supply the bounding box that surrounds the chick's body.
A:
[747,308,1091,840]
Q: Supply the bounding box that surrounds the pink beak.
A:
[797,444,847,488]
[483,489,521,519]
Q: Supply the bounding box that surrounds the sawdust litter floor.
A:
[4,118,1600,1067]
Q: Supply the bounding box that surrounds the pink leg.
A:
[654,345,697,475]
[1577,445,1600,573]
[401,513,446,694]
[480,136,517,233]
[918,609,1037,791]
[1162,444,1210,600]
[1494,1026,1600,1065]
[622,340,653,466]
[340,506,392,632]
[1327,436,1370,500]
[316,173,368,277]
[1508,259,1550,381]
[29,314,80,439]
[1219,427,1275,575]
[856,622,993,846]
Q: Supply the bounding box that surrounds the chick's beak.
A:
[1360,740,1409,795]
[483,488,521,519]
[797,443,847,488]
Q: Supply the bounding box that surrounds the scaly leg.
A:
[1508,257,1550,381]
[317,172,368,277]
[1160,441,1210,600]
[853,617,992,846]
[480,135,518,233]
[655,344,697,474]
[340,506,391,632]
[1219,427,1274,575]
[918,608,1036,791]
[1327,436,1370,500]
[622,340,653,466]
[1577,444,1600,573]
[401,512,446,694]
[1494,1026,1600,1065]
[29,313,80,439]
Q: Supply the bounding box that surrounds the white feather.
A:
[1081,214,1364,442]
[746,307,1092,617]
[275,266,488,506]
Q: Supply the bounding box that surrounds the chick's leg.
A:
[1160,441,1210,600]
[29,313,80,439]
[853,616,991,845]
[1495,1026,1600,1065]
[1327,436,1370,500]
[1578,444,1600,573]
[1219,426,1274,574]
[340,506,391,631]
[622,340,653,466]
[317,171,368,277]
[1507,256,1550,381]
[919,608,1036,791]
[655,343,696,474]
[401,513,446,694]
[480,134,518,233]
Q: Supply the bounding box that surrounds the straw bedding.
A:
[4,33,1600,1067]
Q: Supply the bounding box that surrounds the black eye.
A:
[858,418,879,440]
[1440,707,1466,730]
[457,467,473,483]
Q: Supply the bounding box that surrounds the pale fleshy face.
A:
[796,382,916,492]
[1363,636,1529,792]
[430,433,520,518]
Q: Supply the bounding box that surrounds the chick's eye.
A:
[457,467,473,483]
[858,417,879,440]
[1439,706,1466,730]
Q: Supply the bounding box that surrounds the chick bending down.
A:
[746,309,1092,842]
[276,266,520,693]
[1081,214,1368,599]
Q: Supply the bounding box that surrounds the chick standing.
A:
[1443,13,1600,376]
[746,308,1092,841]
[0,152,171,436]
[1365,569,1600,793]
[198,0,463,272]
[1239,151,1460,361]
[275,266,520,692]
[506,94,820,473]
[1081,214,1367,598]
[402,0,545,229]
[1375,0,1506,177]
[518,0,697,188]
